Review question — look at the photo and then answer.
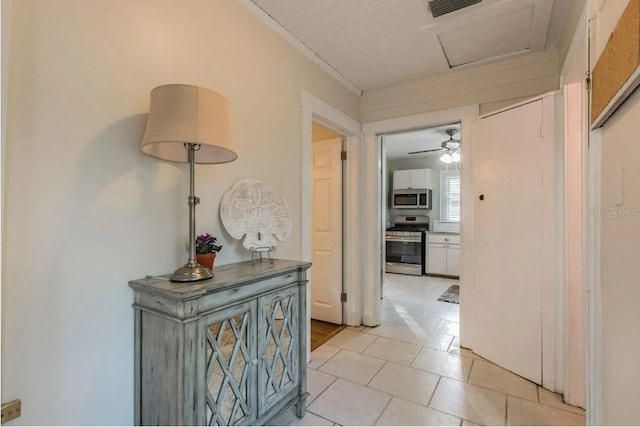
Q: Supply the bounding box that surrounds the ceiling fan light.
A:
[452,151,461,162]
[440,152,452,163]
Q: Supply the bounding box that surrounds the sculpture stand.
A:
[250,246,275,265]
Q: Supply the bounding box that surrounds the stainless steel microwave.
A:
[392,189,432,209]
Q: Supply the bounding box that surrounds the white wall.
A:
[592,1,639,422]
[598,86,640,426]
[1,0,11,188]
[1,2,12,381]
[581,0,639,423]
[0,0,359,424]
[361,50,560,122]
[557,0,587,76]
[591,0,630,60]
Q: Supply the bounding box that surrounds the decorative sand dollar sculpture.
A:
[220,179,292,252]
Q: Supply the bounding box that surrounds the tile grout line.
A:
[326,377,393,426]
[365,360,388,387]
[422,380,479,425]
[305,372,339,407]
[360,335,379,354]
[425,375,442,408]
[504,393,509,425]
[407,344,423,366]
[313,346,341,371]
[306,408,339,425]
[371,393,394,427]
[446,332,456,352]
[467,367,584,415]
[532,394,587,417]
[433,318,442,333]
[466,357,475,383]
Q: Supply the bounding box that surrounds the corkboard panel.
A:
[591,0,640,124]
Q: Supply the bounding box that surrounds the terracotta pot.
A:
[196,252,216,270]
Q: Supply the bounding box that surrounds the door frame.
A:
[361,105,479,326]
[301,91,361,336]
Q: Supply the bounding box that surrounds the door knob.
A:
[479,194,485,200]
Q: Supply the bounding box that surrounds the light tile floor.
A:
[275,273,585,426]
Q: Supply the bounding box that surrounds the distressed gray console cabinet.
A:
[129,259,311,426]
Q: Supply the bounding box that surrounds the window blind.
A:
[440,170,460,222]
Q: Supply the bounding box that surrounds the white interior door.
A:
[473,100,544,384]
[311,137,343,324]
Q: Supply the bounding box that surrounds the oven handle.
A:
[385,236,422,243]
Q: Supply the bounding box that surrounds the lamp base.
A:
[170,262,213,282]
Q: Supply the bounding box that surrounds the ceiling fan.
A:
[408,128,461,163]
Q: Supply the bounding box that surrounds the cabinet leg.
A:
[295,397,306,418]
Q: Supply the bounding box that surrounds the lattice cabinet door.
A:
[257,286,300,415]
[201,301,258,426]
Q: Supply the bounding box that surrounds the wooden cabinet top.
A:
[129,259,311,300]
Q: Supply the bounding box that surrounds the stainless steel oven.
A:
[385,215,428,276]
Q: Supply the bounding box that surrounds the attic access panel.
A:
[426,0,483,18]
[437,5,533,67]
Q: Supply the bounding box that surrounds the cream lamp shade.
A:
[141,84,237,163]
[140,83,237,282]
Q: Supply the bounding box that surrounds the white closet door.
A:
[473,100,544,384]
[311,138,343,324]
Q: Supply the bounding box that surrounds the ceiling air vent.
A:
[426,0,482,18]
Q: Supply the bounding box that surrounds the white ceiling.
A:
[249,0,570,91]
[384,123,461,160]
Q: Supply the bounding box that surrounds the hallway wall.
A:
[1,1,359,424]
[361,50,559,122]
[586,0,639,424]
[599,86,640,426]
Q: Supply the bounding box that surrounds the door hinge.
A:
[341,151,347,160]
[341,292,347,302]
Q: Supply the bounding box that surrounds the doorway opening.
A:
[361,104,477,328]
[380,123,462,303]
[301,90,360,363]
[310,122,346,341]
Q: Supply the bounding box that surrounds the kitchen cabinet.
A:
[445,244,460,276]
[428,243,447,275]
[427,234,460,277]
[129,260,311,426]
[393,170,411,190]
[393,168,432,190]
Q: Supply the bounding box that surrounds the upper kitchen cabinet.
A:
[393,168,432,190]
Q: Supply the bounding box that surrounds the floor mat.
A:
[437,284,459,304]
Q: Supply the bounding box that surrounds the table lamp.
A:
[141,84,237,282]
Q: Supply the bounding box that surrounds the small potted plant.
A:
[195,233,222,270]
